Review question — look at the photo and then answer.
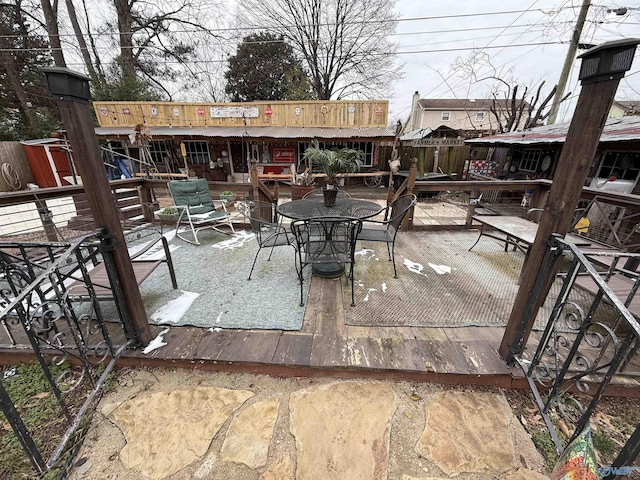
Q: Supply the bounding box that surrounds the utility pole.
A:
[548,0,591,124]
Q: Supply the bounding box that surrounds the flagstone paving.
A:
[70,367,548,480]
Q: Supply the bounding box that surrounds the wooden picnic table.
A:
[469,215,592,254]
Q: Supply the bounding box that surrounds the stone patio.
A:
[70,368,548,480]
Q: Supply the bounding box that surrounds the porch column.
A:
[42,67,152,345]
[499,39,640,362]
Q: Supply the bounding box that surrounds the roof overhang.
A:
[465,116,640,147]
[95,126,395,140]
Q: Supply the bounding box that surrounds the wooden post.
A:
[179,142,189,175]
[466,187,480,227]
[250,159,259,200]
[138,181,155,222]
[499,39,640,362]
[42,67,152,345]
[432,147,439,173]
[403,158,417,231]
[34,198,59,241]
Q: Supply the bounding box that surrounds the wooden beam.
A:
[499,76,623,362]
[54,96,152,345]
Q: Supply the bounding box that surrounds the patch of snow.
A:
[131,242,180,261]
[428,263,452,275]
[207,327,222,332]
[382,283,387,293]
[404,258,427,276]
[211,230,255,251]
[355,248,376,259]
[363,288,377,302]
[142,328,169,354]
[215,312,223,323]
[163,230,177,243]
[150,290,199,324]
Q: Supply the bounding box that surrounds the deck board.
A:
[216,331,281,363]
[273,333,313,366]
[1,274,638,394]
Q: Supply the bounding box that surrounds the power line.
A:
[0,7,580,40]
[0,20,586,46]
[30,41,570,67]
[421,0,549,99]
[1,25,566,54]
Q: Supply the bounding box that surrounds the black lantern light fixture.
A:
[41,67,91,104]
[577,38,640,85]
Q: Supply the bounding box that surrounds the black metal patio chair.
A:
[357,194,417,278]
[237,200,296,280]
[290,217,362,307]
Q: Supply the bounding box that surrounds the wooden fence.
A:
[0,142,34,193]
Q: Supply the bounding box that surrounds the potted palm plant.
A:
[290,163,316,200]
[302,140,362,206]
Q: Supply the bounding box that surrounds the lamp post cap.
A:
[40,67,92,103]
[577,38,640,59]
[40,66,91,81]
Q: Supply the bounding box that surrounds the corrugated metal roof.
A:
[95,125,395,139]
[615,100,640,114]
[20,138,64,146]
[465,116,640,146]
[399,128,433,141]
[417,98,530,110]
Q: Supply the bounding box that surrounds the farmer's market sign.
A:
[411,138,465,147]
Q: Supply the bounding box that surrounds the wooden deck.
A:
[3,274,639,396]
[2,202,640,395]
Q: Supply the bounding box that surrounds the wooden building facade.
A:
[465,116,640,193]
[93,100,394,181]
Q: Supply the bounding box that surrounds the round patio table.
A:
[276,197,383,221]
[277,198,383,277]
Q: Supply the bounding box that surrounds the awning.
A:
[95,125,395,140]
[465,116,640,146]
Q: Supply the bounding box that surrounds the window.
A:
[298,141,325,165]
[345,141,374,167]
[148,141,170,165]
[298,141,374,169]
[475,112,485,122]
[441,111,450,121]
[183,141,210,164]
[519,149,543,172]
[598,151,640,182]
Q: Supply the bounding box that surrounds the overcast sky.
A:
[388,0,640,124]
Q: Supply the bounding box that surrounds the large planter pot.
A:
[291,184,315,201]
[322,187,338,206]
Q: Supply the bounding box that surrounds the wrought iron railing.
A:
[0,232,135,475]
[514,236,640,468]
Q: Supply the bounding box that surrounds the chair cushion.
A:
[169,179,215,210]
[187,210,230,224]
[188,204,216,215]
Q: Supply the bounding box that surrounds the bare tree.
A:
[65,0,101,81]
[237,0,401,100]
[453,50,570,133]
[0,0,59,139]
[106,0,224,99]
[40,0,66,66]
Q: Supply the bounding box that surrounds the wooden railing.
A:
[2,176,640,251]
